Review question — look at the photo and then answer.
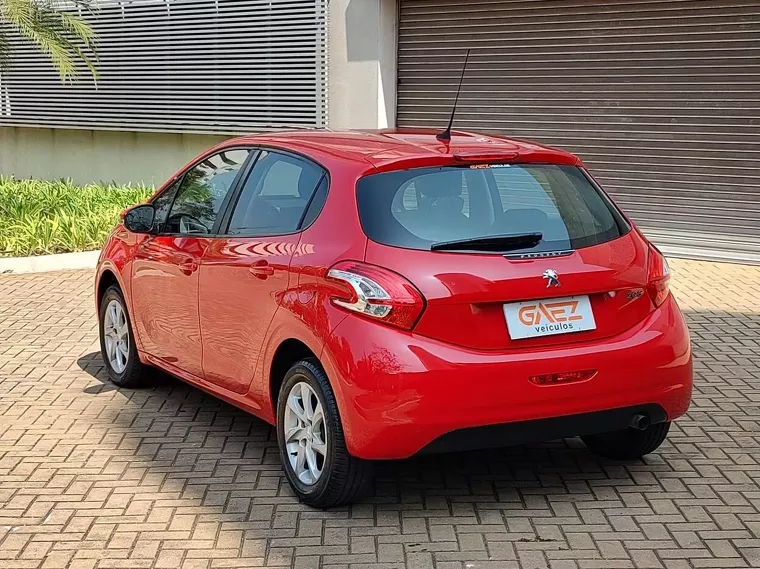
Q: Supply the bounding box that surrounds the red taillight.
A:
[326,261,425,330]
[646,245,671,307]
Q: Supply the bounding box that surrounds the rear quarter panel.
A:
[253,155,370,422]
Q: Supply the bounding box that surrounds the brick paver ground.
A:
[0,259,759,569]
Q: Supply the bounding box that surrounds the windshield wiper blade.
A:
[430,232,543,252]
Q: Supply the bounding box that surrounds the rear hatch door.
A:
[365,233,650,350]
[357,161,653,350]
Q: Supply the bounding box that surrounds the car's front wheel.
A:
[276,359,371,508]
[582,421,671,460]
[99,285,148,388]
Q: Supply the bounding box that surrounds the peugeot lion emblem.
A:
[543,269,560,288]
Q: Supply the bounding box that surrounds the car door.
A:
[198,149,327,395]
[130,148,250,377]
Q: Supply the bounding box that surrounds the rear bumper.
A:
[420,404,667,454]
[320,294,692,460]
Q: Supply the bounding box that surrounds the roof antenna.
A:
[436,49,471,142]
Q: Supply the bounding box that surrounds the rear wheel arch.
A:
[269,339,319,419]
[276,358,371,507]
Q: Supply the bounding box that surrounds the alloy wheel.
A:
[283,381,328,485]
[103,299,129,374]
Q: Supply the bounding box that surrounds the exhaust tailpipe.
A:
[629,414,650,431]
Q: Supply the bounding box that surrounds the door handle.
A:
[179,258,199,275]
[249,260,275,279]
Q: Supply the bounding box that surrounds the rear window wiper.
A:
[430,232,543,252]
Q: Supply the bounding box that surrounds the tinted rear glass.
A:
[356,164,629,253]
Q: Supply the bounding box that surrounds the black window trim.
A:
[149,145,258,237]
[296,173,328,230]
[215,145,331,239]
[578,167,631,236]
[147,177,182,235]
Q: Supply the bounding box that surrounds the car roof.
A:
[225,128,582,172]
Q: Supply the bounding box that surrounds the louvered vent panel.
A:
[0,0,327,134]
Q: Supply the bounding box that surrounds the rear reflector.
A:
[529,370,597,386]
[646,245,671,307]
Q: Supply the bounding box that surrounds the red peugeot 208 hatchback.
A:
[96,129,692,507]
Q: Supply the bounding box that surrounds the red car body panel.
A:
[95,128,693,460]
[366,230,652,351]
[199,235,301,394]
[131,235,210,377]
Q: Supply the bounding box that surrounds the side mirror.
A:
[124,204,156,234]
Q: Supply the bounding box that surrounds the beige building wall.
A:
[328,0,398,130]
[0,127,228,186]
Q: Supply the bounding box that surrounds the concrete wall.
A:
[328,0,398,129]
[0,126,228,186]
[0,0,398,184]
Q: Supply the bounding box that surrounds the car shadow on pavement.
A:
[75,299,759,517]
[74,349,676,511]
[78,350,174,394]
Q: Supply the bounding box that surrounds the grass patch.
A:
[0,177,154,257]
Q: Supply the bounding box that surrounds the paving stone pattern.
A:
[1,259,759,569]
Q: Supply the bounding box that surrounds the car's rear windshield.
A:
[356,163,630,254]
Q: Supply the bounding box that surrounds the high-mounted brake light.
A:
[452,151,519,163]
[646,245,671,307]
[326,261,425,330]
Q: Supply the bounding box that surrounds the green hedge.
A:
[0,177,154,257]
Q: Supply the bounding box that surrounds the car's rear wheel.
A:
[582,421,671,460]
[276,359,371,508]
[99,285,148,388]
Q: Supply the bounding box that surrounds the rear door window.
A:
[225,150,326,235]
[357,164,629,253]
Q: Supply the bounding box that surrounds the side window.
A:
[165,149,249,235]
[227,150,325,235]
[150,179,180,232]
[259,159,302,196]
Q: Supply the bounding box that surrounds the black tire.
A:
[582,421,671,460]
[98,285,149,388]
[277,359,372,508]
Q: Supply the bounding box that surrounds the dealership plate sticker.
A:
[504,295,596,339]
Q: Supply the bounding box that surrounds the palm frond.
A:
[0,0,97,80]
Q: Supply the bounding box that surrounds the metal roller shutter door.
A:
[397,0,760,263]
